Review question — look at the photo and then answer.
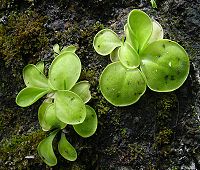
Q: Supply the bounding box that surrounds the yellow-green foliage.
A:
[0,10,49,65]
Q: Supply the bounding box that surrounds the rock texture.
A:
[0,0,200,169]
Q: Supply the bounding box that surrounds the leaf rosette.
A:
[93,9,190,106]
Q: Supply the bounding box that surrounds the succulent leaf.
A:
[36,61,45,73]
[55,90,86,125]
[16,87,49,107]
[73,105,97,138]
[118,42,140,69]
[37,129,59,166]
[71,81,91,103]
[128,10,152,52]
[49,52,81,90]
[38,102,67,131]
[148,19,163,44]
[23,64,49,89]
[53,44,60,54]
[110,47,120,62]
[100,62,146,106]
[140,39,190,92]
[60,45,76,54]
[58,133,77,161]
[93,29,122,56]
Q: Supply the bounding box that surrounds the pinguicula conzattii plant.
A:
[16,44,98,166]
[93,9,190,106]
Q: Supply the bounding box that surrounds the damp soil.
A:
[0,0,200,169]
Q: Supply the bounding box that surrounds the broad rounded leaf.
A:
[100,62,146,106]
[148,19,163,44]
[93,29,122,56]
[71,81,91,103]
[38,103,67,131]
[60,45,76,54]
[36,61,45,73]
[73,105,97,138]
[55,90,86,125]
[119,42,140,69]
[23,64,49,89]
[16,87,49,107]
[128,10,152,52]
[140,39,190,92]
[37,129,58,166]
[58,133,77,161]
[49,52,81,90]
[110,47,120,62]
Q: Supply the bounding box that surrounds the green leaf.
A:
[150,0,157,8]
[16,87,49,107]
[118,42,140,69]
[100,62,146,106]
[127,10,153,53]
[110,47,120,62]
[93,29,122,56]
[49,52,81,90]
[38,102,67,131]
[23,64,49,89]
[53,44,60,54]
[60,45,76,54]
[140,39,190,92]
[55,90,86,125]
[38,101,52,131]
[124,24,134,48]
[58,133,77,161]
[73,105,97,138]
[70,81,91,103]
[148,19,163,44]
[36,61,45,73]
[37,129,59,166]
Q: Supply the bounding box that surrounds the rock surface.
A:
[0,0,200,169]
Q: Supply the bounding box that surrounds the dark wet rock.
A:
[0,0,200,169]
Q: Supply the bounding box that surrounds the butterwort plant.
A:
[93,9,190,106]
[16,44,98,166]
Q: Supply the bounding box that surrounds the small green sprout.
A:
[150,0,157,8]
[16,44,98,166]
[93,9,190,106]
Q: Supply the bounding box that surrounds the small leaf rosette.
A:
[16,44,98,166]
[93,9,190,106]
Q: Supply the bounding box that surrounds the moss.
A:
[155,128,173,146]
[0,130,45,169]
[0,10,49,66]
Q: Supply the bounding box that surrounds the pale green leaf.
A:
[100,62,146,106]
[148,19,163,44]
[36,61,45,73]
[55,90,86,125]
[73,105,97,138]
[127,10,153,53]
[70,81,91,103]
[23,64,49,89]
[140,39,190,92]
[60,45,76,54]
[16,87,49,107]
[58,133,77,161]
[110,47,120,62]
[53,44,60,54]
[49,52,81,90]
[37,129,58,166]
[38,103,67,131]
[93,29,122,56]
[118,42,140,69]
